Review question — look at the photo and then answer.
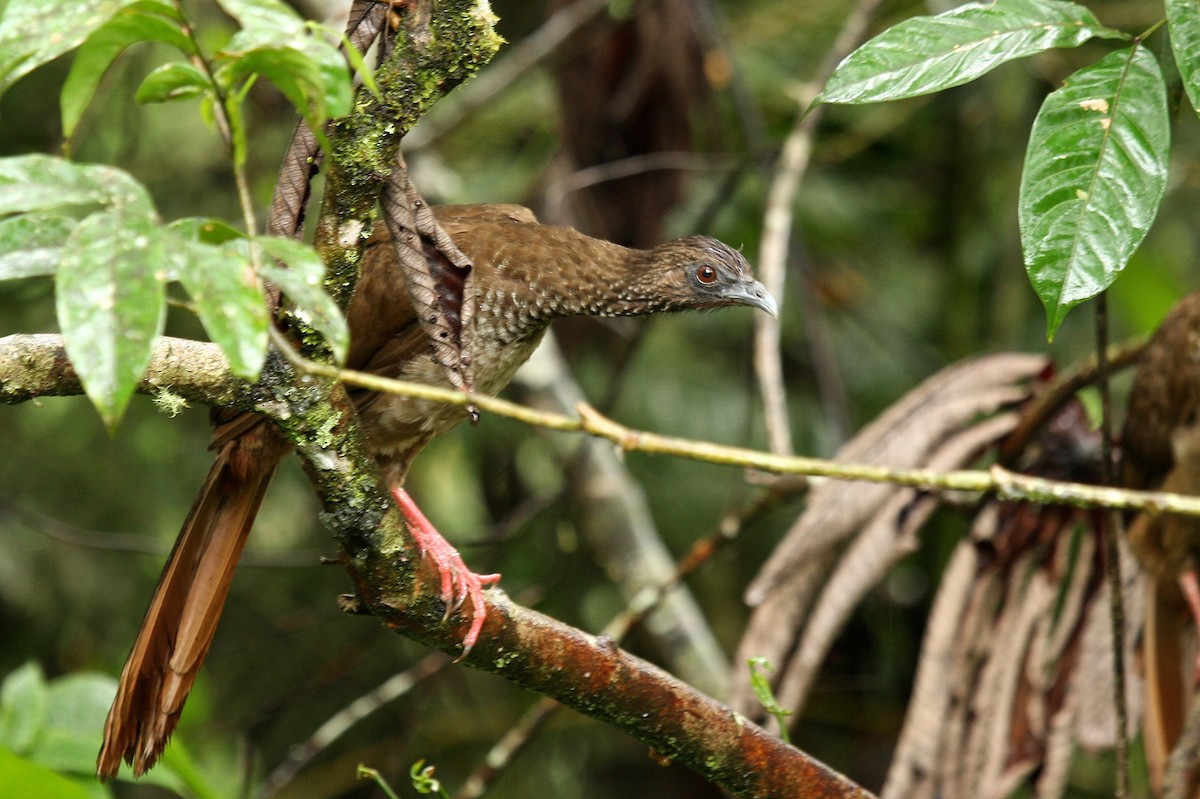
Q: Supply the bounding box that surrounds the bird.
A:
[1121,291,1200,791]
[96,203,777,778]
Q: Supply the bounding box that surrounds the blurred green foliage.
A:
[1,1,1197,797]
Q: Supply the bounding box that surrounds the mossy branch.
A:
[1,331,878,798]
[312,0,502,309]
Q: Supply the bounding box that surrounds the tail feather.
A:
[1144,574,1187,794]
[97,439,279,778]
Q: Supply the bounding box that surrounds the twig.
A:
[1095,295,1130,799]
[281,353,1200,516]
[259,653,451,798]
[545,151,733,208]
[0,496,322,567]
[8,334,1200,519]
[754,0,884,456]
[454,696,559,799]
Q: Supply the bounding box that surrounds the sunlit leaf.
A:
[172,237,269,379]
[256,236,348,363]
[0,155,155,218]
[135,62,211,104]
[56,213,167,428]
[820,0,1125,104]
[1019,45,1169,338]
[0,0,174,98]
[214,0,351,124]
[60,2,192,139]
[0,215,76,279]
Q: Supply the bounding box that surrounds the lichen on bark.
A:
[314,0,502,308]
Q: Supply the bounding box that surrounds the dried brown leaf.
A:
[381,150,476,393]
[746,353,1047,605]
[881,538,980,799]
[735,355,1042,727]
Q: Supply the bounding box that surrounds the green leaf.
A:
[1019,45,1170,338]
[0,215,77,279]
[214,0,351,124]
[217,46,325,121]
[135,62,211,104]
[215,0,306,37]
[168,217,244,246]
[17,670,194,794]
[820,0,1125,104]
[0,663,48,753]
[56,213,167,428]
[60,2,193,139]
[0,748,93,799]
[173,238,269,379]
[26,674,114,774]
[256,237,348,363]
[0,155,155,218]
[1168,0,1200,114]
[0,0,166,98]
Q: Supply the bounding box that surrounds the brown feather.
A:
[98,204,773,777]
[97,431,283,776]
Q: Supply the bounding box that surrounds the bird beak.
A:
[722,280,778,318]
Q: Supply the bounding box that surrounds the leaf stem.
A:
[170,0,263,267]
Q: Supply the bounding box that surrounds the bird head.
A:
[627,236,777,318]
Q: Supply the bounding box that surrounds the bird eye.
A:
[696,265,718,285]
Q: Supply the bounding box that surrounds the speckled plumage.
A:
[98,204,774,778]
[348,204,773,481]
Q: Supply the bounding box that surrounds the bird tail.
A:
[1142,574,1186,795]
[97,437,279,778]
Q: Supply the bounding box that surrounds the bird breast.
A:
[356,324,550,462]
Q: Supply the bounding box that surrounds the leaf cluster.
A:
[820,0,1187,338]
[0,0,355,428]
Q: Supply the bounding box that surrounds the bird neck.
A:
[474,225,678,344]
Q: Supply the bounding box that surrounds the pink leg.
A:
[1179,570,1200,685]
[392,487,500,655]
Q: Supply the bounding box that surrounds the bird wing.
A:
[432,203,537,231]
[212,207,538,449]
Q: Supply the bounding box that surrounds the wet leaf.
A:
[1019,46,1169,337]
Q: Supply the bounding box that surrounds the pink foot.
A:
[392,487,500,656]
[1179,571,1200,685]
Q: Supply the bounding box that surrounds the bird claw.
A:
[391,487,499,656]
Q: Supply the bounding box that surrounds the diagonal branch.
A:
[0,335,873,798]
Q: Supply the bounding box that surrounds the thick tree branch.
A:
[1,330,866,798]
[0,333,245,408]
